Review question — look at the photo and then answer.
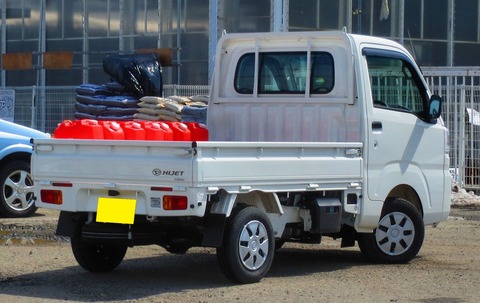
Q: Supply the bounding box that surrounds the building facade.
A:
[1,0,480,88]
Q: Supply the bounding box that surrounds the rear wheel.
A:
[217,205,275,283]
[164,243,190,255]
[71,237,127,272]
[358,198,424,264]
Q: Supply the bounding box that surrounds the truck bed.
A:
[32,138,363,217]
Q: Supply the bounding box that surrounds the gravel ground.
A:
[0,196,479,303]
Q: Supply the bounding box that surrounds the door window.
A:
[365,51,428,116]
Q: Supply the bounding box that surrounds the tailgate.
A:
[31,139,206,217]
[32,139,195,184]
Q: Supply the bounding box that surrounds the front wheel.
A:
[217,205,275,284]
[358,198,424,264]
[71,237,128,272]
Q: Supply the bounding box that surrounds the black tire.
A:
[164,244,190,255]
[358,198,424,264]
[0,160,37,218]
[71,237,128,272]
[217,205,275,284]
[274,239,286,251]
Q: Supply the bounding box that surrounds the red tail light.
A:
[163,195,188,210]
[151,186,173,192]
[52,182,73,187]
[40,190,63,205]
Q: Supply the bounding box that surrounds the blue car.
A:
[0,119,49,217]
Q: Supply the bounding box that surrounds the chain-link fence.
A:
[424,67,480,189]
[7,86,77,133]
[162,85,210,97]
[5,85,210,134]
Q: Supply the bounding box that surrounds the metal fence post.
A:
[459,85,465,188]
[31,86,36,129]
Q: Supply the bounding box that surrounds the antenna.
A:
[407,30,418,62]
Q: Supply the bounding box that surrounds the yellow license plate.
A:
[96,197,136,224]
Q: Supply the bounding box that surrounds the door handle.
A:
[372,121,382,131]
[345,148,361,157]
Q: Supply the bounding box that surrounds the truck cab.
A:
[208,31,449,228]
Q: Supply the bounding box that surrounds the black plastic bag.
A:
[103,53,163,98]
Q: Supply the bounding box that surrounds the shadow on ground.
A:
[0,245,367,302]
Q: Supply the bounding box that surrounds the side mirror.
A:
[428,95,442,121]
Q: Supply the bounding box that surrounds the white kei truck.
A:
[32,30,450,284]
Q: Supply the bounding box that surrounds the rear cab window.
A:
[234,52,334,95]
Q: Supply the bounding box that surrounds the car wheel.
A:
[358,198,424,264]
[71,236,128,272]
[0,160,37,217]
[217,205,275,283]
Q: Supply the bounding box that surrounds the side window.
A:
[234,53,255,94]
[366,55,427,113]
[234,52,334,95]
[311,53,335,94]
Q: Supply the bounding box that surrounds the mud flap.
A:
[56,211,78,237]
[201,213,226,247]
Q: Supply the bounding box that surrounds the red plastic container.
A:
[185,122,209,141]
[166,122,191,141]
[54,119,104,139]
[99,121,124,140]
[121,121,145,140]
[142,121,173,141]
